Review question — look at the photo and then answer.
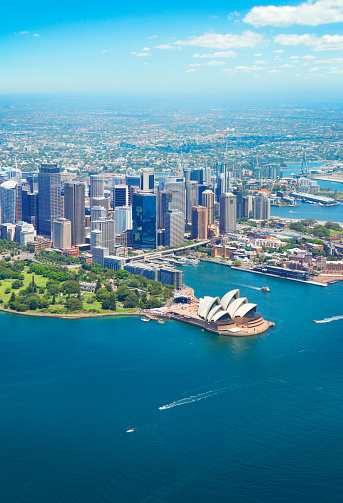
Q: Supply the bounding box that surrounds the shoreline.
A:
[0,307,141,320]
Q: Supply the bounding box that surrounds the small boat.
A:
[126,428,135,433]
[141,316,150,322]
[157,319,165,324]
[260,286,270,292]
[313,320,318,323]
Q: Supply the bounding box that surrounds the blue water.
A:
[282,161,343,192]
[272,201,343,223]
[1,262,343,502]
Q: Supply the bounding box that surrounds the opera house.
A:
[169,289,274,336]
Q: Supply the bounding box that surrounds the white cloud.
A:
[274,33,343,51]
[282,63,293,67]
[203,60,226,66]
[254,59,268,64]
[244,0,343,27]
[289,56,300,59]
[33,33,40,37]
[303,55,316,59]
[154,44,175,49]
[188,64,201,67]
[234,65,265,71]
[147,35,158,39]
[330,67,343,73]
[101,50,107,53]
[19,31,29,35]
[133,52,150,57]
[185,69,196,72]
[268,69,281,73]
[273,49,284,53]
[175,30,264,49]
[142,47,151,51]
[255,53,262,56]
[193,51,237,58]
[310,66,319,70]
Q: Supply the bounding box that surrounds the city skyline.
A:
[2,0,343,94]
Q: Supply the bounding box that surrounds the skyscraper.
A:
[91,218,115,254]
[37,163,62,237]
[140,171,155,192]
[252,193,271,220]
[64,181,86,246]
[112,185,129,207]
[52,218,72,250]
[191,205,208,240]
[157,190,172,230]
[165,209,184,247]
[90,174,105,209]
[243,195,253,218]
[132,192,157,250]
[186,180,198,224]
[115,206,132,234]
[164,177,186,219]
[201,189,214,225]
[219,192,236,234]
[0,180,17,224]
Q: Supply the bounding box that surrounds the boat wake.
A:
[239,284,261,291]
[314,315,343,324]
[159,387,229,410]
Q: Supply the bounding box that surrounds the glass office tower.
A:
[132,192,157,250]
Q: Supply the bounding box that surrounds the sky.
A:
[1,0,343,95]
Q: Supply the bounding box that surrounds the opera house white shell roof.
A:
[197,289,257,322]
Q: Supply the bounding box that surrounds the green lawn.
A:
[0,270,49,304]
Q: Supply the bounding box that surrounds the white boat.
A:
[141,316,150,322]
[126,428,135,433]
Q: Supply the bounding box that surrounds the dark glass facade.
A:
[38,164,62,237]
[132,192,157,250]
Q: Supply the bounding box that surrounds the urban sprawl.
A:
[1,102,343,314]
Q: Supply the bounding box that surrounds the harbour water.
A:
[0,262,342,502]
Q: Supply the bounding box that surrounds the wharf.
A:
[230,266,327,287]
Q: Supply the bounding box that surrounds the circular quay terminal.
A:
[167,289,274,336]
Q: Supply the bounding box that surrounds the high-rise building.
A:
[132,192,157,250]
[90,174,104,200]
[219,192,236,233]
[165,209,184,247]
[91,218,115,254]
[91,206,107,222]
[112,185,129,207]
[157,190,172,229]
[140,171,155,192]
[52,218,72,250]
[21,189,38,228]
[201,190,214,225]
[64,181,85,246]
[186,181,198,224]
[164,178,186,219]
[243,195,253,218]
[252,194,271,220]
[115,206,132,234]
[14,221,36,246]
[191,205,208,240]
[37,163,62,237]
[0,180,17,224]
[90,197,108,217]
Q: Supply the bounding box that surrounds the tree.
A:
[325,221,342,232]
[312,225,330,239]
[60,280,80,295]
[66,297,83,311]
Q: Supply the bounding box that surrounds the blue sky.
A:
[1,0,343,94]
